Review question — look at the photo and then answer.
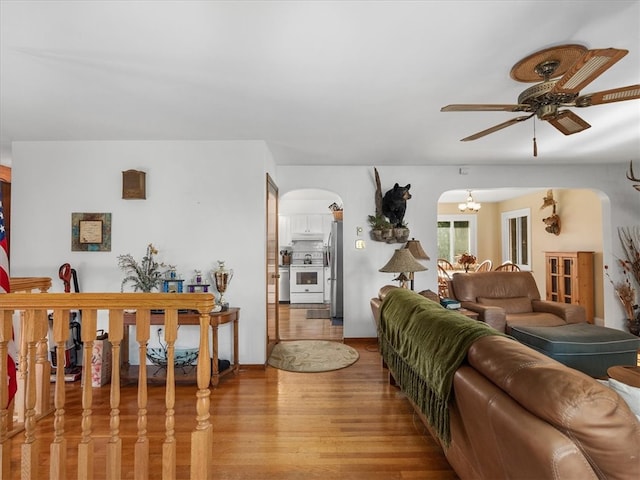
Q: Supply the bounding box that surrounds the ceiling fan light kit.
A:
[442,44,640,144]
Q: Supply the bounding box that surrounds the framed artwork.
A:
[72,213,111,251]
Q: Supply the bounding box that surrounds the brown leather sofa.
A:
[371,286,640,480]
[449,271,585,332]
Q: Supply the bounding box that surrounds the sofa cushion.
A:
[451,271,542,302]
[477,296,533,314]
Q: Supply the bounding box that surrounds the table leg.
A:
[232,315,239,375]
[210,324,219,387]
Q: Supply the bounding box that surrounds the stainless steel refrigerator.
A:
[328,221,343,323]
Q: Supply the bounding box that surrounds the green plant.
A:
[117,243,165,292]
[368,214,392,230]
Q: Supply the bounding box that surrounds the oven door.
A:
[290,265,325,303]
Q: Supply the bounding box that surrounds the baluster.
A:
[190,310,212,480]
[14,311,27,425]
[49,309,70,480]
[21,309,47,478]
[77,309,97,480]
[106,309,124,480]
[0,310,13,478]
[34,305,51,418]
[135,309,150,479]
[162,309,178,480]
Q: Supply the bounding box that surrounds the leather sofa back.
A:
[451,271,541,302]
[467,335,640,479]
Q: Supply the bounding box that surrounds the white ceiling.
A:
[1,1,639,171]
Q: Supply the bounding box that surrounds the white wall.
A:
[276,163,640,337]
[9,142,639,363]
[12,140,274,364]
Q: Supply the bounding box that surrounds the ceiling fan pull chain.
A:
[533,118,538,157]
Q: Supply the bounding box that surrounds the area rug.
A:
[306,309,330,319]
[289,303,328,309]
[267,340,359,373]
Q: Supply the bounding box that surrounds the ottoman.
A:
[510,323,640,377]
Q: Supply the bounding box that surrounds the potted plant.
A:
[368,214,393,242]
[117,243,165,292]
[328,202,343,221]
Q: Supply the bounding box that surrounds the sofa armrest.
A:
[531,300,586,324]
[460,302,506,332]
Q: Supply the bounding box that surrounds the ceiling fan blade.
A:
[575,84,640,107]
[460,115,534,141]
[546,110,591,135]
[441,104,530,112]
[552,48,628,94]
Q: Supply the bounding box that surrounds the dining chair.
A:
[437,265,452,298]
[437,258,454,271]
[494,261,520,272]
[474,259,492,272]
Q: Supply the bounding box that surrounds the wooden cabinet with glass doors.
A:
[545,251,594,323]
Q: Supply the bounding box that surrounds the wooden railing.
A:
[8,278,53,431]
[0,288,215,480]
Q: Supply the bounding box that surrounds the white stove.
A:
[290,251,325,303]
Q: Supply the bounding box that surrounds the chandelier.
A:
[458,190,481,212]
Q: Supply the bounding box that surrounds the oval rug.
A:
[267,340,359,373]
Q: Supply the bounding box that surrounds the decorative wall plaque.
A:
[72,213,111,251]
[122,169,146,199]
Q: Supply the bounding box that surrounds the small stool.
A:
[510,323,640,377]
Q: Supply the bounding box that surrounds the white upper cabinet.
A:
[291,214,323,234]
[287,214,332,242]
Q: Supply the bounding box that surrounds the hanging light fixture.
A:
[458,190,481,213]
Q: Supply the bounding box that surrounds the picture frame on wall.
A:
[72,213,111,251]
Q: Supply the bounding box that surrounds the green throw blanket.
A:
[379,288,502,447]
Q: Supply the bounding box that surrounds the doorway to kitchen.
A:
[278,188,343,341]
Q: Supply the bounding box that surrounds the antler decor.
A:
[626,161,640,191]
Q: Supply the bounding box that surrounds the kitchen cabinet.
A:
[279,215,291,246]
[291,214,324,235]
[545,251,594,323]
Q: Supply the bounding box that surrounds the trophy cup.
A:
[212,260,233,311]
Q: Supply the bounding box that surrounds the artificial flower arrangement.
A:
[458,253,477,272]
[605,226,640,334]
[117,243,165,292]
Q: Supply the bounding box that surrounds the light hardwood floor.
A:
[9,305,457,479]
[278,302,343,341]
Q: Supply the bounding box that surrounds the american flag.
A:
[0,198,17,407]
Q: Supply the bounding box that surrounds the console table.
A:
[122,307,239,387]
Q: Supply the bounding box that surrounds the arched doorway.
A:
[279,188,343,341]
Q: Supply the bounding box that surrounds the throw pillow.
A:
[607,378,640,421]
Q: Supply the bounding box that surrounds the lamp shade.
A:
[379,249,428,273]
[404,238,430,261]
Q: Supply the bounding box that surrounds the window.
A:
[437,215,477,263]
[501,208,531,269]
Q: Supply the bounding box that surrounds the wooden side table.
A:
[122,307,240,387]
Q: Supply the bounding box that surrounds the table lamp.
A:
[403,238,430,290]
[379,248,427,289]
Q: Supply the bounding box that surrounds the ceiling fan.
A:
[441,44,640,142]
